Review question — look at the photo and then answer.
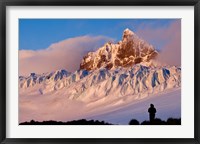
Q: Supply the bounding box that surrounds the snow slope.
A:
[85,88,181,124]
[19,65,181,124]
[19,86,181,124]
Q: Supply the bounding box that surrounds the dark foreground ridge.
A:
[129,118,181,125]
[19,119,113,125]
[19,118,181,125]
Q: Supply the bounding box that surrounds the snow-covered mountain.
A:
[19,28,181,124]
[19,65,181,102]
[80,28,158,70]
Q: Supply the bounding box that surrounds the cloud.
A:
[136,20,181,66]
[19,35,113,76]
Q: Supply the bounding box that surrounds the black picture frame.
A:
[0,0,200,143]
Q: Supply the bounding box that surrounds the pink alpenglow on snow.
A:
[19,24,181,125]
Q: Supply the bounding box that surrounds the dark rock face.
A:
[80,28,158,71]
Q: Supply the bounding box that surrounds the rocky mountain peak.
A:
[80,28,158,71]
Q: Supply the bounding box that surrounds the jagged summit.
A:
[80,28,158,71]
[122,28,135,41]
[124,28,134,34]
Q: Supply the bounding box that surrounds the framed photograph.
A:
[0,0,200,143]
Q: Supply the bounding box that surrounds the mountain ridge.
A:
[19,64,181,103]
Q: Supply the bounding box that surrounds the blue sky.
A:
[19,19,177,50]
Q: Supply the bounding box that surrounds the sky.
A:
[19,19,181,75]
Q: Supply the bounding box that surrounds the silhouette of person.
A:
[148,104,156,122]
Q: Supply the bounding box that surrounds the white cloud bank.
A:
[19,35,113,76]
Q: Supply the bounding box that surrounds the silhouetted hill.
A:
[129,118,181,125]
[19,119,113,125]
[129,119,140,125]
